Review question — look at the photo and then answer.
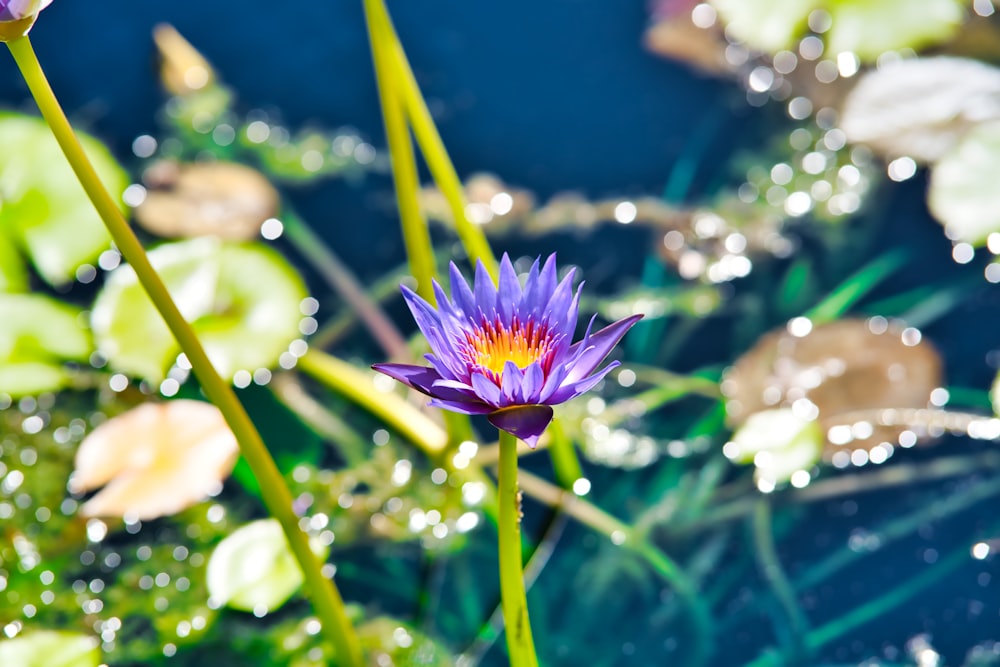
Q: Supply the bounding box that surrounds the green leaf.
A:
[709,0,817,53]
[0,631,100,667]
[358,617,455,667]
[0,228,28,292]
[0,293,92,397]
[709,0,962,61]
[0,113,126,286]
[725,408,823,485]
[91,238,308,383]
[929,120,1000,246]
[825,0,963,62]
[206,518,329,613]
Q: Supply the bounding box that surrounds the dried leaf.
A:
[72,400,239,520]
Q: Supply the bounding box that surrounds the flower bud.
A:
[0,0,53,42]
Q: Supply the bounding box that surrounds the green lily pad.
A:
[709,0,815,54]
[90,238,308,384]
[0,112,126,286]
[206,518,328,613]
[358,617,455,667]
[709,0,962,61]
[0,631,100,667]
[0,293,92,397]
[0,229,28,292]
[928,120,1000,246]
[724,408,823,485]
[825,0,963,62]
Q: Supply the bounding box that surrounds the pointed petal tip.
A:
[488,404,554,447]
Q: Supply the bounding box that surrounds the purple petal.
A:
[371,363,444,396]
[488,405,554,448]
[547,361,620,404]
[471,371,502,407]
[497,254,521,322]
[562,315,643,386]
[527,254,558,307]
[520,362,544,402]
[473,260,497,317]
[542,268,577,331]
[449,262,477,322]
[499,361,524,405]
[0,0,45,21]
[373,362,482,405]
[429,398,495,415]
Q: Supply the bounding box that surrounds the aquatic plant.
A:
[5,2,1000,666]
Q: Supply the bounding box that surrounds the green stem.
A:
[517,469,713,666]
[280,209,411,361]
[751,500,809,660]
[5,37,364,667]
[296,348,447,454]
[363,0,437,303]
[368,0,498,279]
[546,419,584,490]
[497,431,540,667]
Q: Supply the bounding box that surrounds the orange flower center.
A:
[464,316,552,379]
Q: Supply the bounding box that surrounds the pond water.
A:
[2,2,1000,667]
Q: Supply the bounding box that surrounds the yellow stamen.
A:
[465,317,550,377]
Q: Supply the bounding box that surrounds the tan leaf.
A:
[72,400,239,520]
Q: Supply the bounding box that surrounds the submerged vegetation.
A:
[4,1,1000,665]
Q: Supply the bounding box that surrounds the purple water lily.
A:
[374,254,641,448]
[0,0,51,22]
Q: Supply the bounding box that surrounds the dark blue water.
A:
[4,2,1000,666]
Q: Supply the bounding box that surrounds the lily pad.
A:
[841,57,1000,163]
[359,617,455,667]
[0,112,126,286]
[0,229,28,292]
[709,0,815,54]
[0,293,92,397]
[724,407,823,485]
[0,631,100,667]
[90,238,308,383]
[709,0,962,61]
[72,400,239,520]
[824,0,963,62]
[928,120,1000,246]
[206,518,328,613]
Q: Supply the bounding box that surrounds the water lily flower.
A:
[374,254,641,448]
[0,0,52,40]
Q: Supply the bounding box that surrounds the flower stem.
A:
[497,430,540,667]
[297,348,447,454]
[5,36,364,667]
[280,208,411,361]
[363,0,437,304]
[366,0,498,280]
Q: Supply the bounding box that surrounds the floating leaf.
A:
[359,617,455,667]
[90,238,308,383]
[724,408,823,485]
[710,0,962,61]
[135,161,279,241]
[722,318,943,462]
[72,400,239,520]
[0,293,92,397]
[0,113,126,285]
[0,229,28,293]
[0,631,100,667]
[841,57,1000,163]
[823,0,963,62]
[206,518,328,613]
[928,120,1000,246]
[709,0,815,54]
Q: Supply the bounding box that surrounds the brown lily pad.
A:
[721,318,944,460]
[135,161,279,241]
